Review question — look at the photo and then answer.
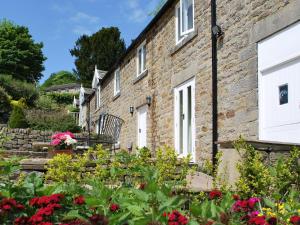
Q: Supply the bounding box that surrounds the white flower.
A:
[65,136,77,146]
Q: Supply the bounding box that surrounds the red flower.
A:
[139,183,146,190]
[205,221,215,225]
[167,210,188,225]
[89,214,109,225]
[232,194,240,200]
[209,190,222,200]
[74,196,85,205]
[109,203,119,212]
[268,217,277,225]
[0,198,24,212]
[290,216,300,225]
[29,214,43,223]
[248,216,267,225]
[14,216,30,225]
[29,194,64,207]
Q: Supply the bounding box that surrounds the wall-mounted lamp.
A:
[212,25,224,39]
[129,106,134,114]
[146,96,152,106]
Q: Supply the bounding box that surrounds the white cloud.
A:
[126,0,148,23]
[70,12,100,24]
[72,26,94,35]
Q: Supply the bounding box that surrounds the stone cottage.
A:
[80,0,300,164]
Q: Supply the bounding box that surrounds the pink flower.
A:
[248,198,260,208]
[50,139,61,146]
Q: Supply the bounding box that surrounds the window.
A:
[114,69,120,96]
[137,42,146,76]
[176,0,194,43]
[96,86,101,108]
[279,84,288,105]
[174,78,195,161]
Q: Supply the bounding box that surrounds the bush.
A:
[35,94,59,110]
[8,105,28,128]
[0,86,11,123]
[45,92,78,105]
[0,74,39,106]
[25,109,81,132]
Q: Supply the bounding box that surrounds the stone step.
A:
[32,142,51,152]
[1,150,47,158]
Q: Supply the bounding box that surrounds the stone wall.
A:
[0,127,88,152]
[86,0,299,163]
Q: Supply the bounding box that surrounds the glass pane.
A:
[187,0,193,30]
[187,86,192,153]
[177,7,182,41]
[181,0,187,32]
[138,48,142,74]
[279,84,288,105]
[143,45,146,71]
[179,90,183,154]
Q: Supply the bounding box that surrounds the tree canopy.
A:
[70,27,126,86]
[0,19,46,83]
[41,70,78,89]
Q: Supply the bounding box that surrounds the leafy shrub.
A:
[234,139,273,198]
[8,99,28,128]
[25,109,81,132]
[0,74,39,106]
[35,94,59,110]
[234,138,300,200]
[0,86,11,123]
[45,92,79,105]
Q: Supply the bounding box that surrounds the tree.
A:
[41,71,78,89]
[0,86,11,123]
[70,27,126,86]
[0,75,39,106]
[0,19,46,83]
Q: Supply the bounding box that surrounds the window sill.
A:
[170,29,198,56]
[112,92,120,101]
[133,69,148,84]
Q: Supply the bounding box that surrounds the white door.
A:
[174,78,195,160]
[258,21,300,143]
[137,105,147,148]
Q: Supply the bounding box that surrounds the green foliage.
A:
[0,74,39,106]
[45,92,78,105]
[234,138,273,198]
[46,153,89,183]
[70,27,126,86]
[40,70,78,89]
[0,86,11,123]
[35,94,59,110]
[0,19,46,83]
[8,99,28,128]
[25,109,81,132]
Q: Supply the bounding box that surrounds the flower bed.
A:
[0,141,299,225]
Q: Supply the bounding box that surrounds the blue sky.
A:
[0,0,161,84]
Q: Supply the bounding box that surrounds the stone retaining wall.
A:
[0,127,91,152]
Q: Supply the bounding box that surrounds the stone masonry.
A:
[86,0,300,163]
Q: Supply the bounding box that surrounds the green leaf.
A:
[63,210,86,221]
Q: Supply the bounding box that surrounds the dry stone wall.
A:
[0,127,87,152]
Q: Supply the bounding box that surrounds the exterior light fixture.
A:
[146,96,152,106]
[129,106,134,114]
[212,25,224,38]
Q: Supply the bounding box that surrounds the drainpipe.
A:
[211,0,218,168]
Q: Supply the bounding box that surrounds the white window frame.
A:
[176,0,194,44]
[174,78,195,161]
[136,41,147,77]
[114,68,120,96]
